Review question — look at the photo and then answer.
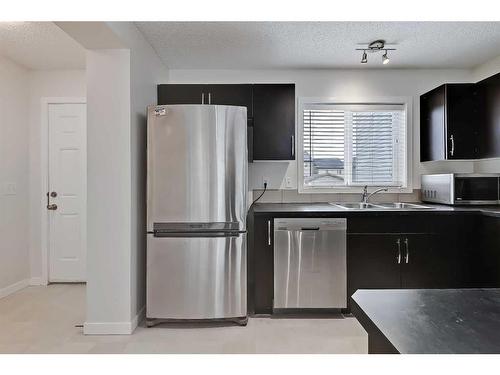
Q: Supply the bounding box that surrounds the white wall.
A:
[28,70,86,281]
[168,68,475,199]
[0,56,30,295]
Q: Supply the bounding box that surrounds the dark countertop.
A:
[352,288,500,354]
[252,202,500,218]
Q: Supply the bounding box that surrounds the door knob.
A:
[47,204,58,210]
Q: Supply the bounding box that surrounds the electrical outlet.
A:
[262,177,270,188]
[285,176,293,188]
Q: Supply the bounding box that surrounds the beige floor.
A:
[0,284,368,354]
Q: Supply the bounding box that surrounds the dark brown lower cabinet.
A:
[250,213,483,315]
[400,233,449,288]
[347,234,402,307]
[252,215,274,314]
[348,230,463,310]
[476,216,500,287]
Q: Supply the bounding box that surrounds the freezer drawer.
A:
[273,218,347,309]
[146,234,246,320]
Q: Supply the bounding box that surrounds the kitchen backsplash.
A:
[252,189,421,203]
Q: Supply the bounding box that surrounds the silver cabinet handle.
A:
[449,134,455,157]
[291,135,295,158]
[267,220,271,246]
[404,238,409,264]
[201,92,205,104]
[208,92,211,104]
[396,238,401,264]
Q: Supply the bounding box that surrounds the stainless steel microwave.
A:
[421,174,500,205]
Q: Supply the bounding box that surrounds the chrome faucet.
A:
[361,185,389,203]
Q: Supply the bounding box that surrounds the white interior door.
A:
[48,103,87,282]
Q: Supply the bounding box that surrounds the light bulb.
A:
[382,50,390,65]
[361,51,367,64]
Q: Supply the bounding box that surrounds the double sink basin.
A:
[329,202,434,210]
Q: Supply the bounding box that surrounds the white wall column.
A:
[84,49,133,334]
[58,22,168,334]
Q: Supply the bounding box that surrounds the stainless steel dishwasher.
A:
[273,218,347,310]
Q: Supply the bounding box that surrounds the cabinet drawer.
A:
[348,215,433,234]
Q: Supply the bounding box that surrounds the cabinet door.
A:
[420,84,478,161]
[420,85,446,161]
[433,216,474,288]
[476,72,500,158]
[446,84,478,159]
[253,84,295,160]
[347,234,401,309]
[158,84,254,117]
[157,84,206,105]
[205,84,253,118]
[476,216,500,287]
[253,216,274,314]
[400,233,460,289]
[400,234,437,288]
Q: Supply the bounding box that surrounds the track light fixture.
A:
[356,40,396,65]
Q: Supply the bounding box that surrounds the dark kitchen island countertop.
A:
[351,288,500,354]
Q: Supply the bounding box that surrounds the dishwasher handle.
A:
[300,227,320,231]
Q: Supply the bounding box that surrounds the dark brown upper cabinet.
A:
[252,84,296,160]
[476,72,500,159]
[420,83,479,161]
[157,83,296,161]
[157,84,253,117]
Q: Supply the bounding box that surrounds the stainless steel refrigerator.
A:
[146,104,248,326]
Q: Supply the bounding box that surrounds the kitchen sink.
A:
[330,202,382,210]
[374,202,434,209]
[329,202,435,210]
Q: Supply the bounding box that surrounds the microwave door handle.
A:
[449,134,455,157]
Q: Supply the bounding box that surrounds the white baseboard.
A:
[83,306,145,335]
[83,321,134,335]
[29,277,43,286]
[0,279,29,299]
[131,305,146,332]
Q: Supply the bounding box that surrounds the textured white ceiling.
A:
[135,22,500,69]
[0,22,85,70]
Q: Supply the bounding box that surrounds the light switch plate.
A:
[2,182,16,196]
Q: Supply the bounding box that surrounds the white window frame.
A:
[297,96,413,194]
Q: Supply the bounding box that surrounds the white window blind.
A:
[302,104,406,189]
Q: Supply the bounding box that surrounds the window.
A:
[300,101,408,191]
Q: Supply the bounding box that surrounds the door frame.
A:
[40,97,87,286]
